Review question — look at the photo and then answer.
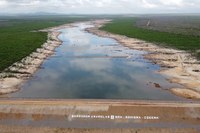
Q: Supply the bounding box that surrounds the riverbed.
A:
[10,23,183,100]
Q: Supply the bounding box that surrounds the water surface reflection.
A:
[11,23,183,100]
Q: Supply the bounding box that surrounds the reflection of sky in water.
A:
[11,23,184,100]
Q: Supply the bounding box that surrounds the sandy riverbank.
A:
[86,20,200,100]
[1,20,200,99]
[0,23,74,95]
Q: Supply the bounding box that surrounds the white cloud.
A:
[0,0,200,14]
[18,0,40,6]
[159,0,183,7]
[142,0,158,8]
[0,0,7,6]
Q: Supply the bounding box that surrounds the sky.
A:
[0,0,200,14]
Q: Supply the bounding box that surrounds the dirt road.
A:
[0,99,199,133]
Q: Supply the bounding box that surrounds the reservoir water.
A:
[11,23,183,100]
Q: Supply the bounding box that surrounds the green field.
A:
[135,15,200,37]
[1,15,200,72]
[100,18,200,59]
[0,16,90,71]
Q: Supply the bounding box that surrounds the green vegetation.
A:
[0,16,89,71]
[135,16,200,37]
[100,18,200,59]
[1,15,200,72]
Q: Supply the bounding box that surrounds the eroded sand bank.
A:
[0,23,74,95]
[86,20,200,100]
